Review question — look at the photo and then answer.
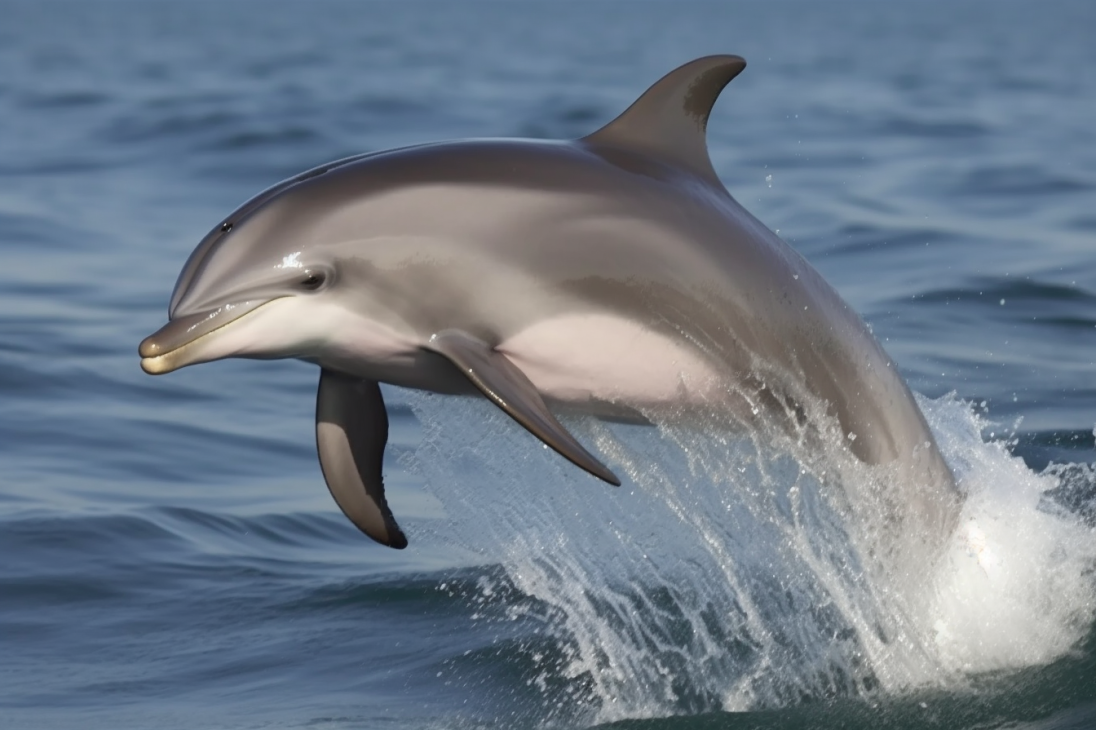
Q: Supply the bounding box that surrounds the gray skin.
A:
[140,56,959,549]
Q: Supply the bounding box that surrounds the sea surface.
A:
[2,1,1095,728]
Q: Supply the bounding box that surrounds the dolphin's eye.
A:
[299,272,326,291]
[220,222,233,233]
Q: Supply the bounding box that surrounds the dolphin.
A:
[139,55,959,550]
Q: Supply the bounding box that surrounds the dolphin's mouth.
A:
[139,299,278,374]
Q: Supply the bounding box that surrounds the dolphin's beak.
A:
[139,299,276,374]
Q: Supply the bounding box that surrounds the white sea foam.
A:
[404,390,1096,724]
[919,395,1096,674]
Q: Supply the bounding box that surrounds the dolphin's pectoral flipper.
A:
[425,329,621,487]
[316,369,408,549]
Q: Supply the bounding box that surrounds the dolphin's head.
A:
[139,162,392,375]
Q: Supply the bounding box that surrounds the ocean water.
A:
[2,1,1095,728]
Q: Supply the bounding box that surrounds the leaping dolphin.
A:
[139,56,958,549]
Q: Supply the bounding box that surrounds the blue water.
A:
[2,1,1096,728]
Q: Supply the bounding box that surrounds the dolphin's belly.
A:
[319,312,720,413]
[499,314,723,410]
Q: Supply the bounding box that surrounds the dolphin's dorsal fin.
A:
[424,330,621,486]
[581,55,746,184]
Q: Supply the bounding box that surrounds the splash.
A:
[403,390,1096,725]
[921,395,1096,674]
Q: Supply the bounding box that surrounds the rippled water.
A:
[2,1,1095,728]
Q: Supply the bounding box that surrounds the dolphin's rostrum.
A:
[140,56,958,549]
